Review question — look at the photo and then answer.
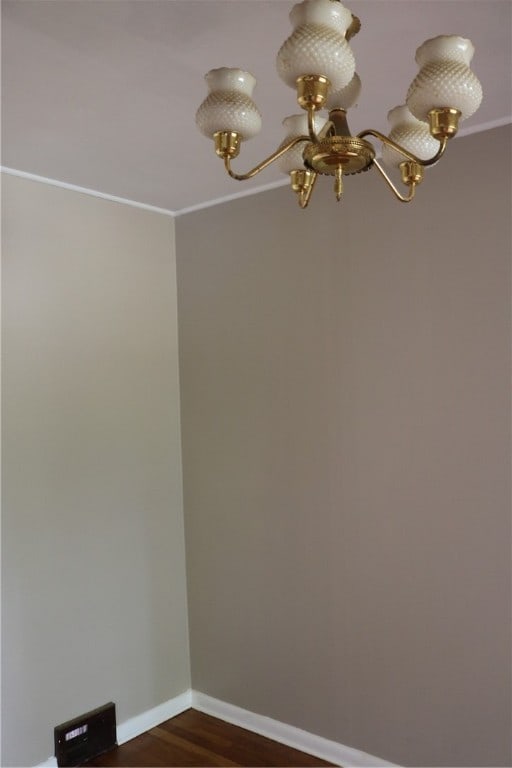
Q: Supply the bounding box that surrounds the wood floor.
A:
[88,708,334,767]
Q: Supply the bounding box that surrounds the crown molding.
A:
[0,167,177,217]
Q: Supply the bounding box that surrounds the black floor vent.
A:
[54,702,117,766]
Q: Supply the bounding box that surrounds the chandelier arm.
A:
[223,135,311,181]
[357,129,448,167]
[299,171,319,208]
[307,105,321,142]
[318,119,335,139]
[372,158,417,203]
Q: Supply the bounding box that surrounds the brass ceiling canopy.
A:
[196,0,483,208]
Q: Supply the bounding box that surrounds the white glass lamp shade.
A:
[326,72,361,111]
[406,36,483,122]
[382,105,440,169]
[278,113,327,174]
[276,0,356,92]
[196,68,262,140]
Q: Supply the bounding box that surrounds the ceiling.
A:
[2,0,511,215]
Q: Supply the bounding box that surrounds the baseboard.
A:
[191,691,399,768]
[36,688,398,768]
[117,689,192,744]
[35,690,193,767]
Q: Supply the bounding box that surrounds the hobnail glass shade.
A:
[406,35,483,121]
[382,105,440,169]
[326,72,361,111]
[196,68,262,140]
[278,113,327,174]
[276,0,356,92]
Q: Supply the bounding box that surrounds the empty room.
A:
[2,1,511,766]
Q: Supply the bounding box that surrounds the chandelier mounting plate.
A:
[303,136,375,176]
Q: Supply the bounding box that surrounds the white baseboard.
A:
[117,689,192,745]
[191,690,399,768]
[36,688,398,768]
[35,690,192,767]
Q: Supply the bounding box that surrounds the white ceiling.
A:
[2,0,511,215]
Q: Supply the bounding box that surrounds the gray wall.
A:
[176,125,512,767]
[2,175,191,766]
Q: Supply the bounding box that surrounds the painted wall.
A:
[1,175,191,766]
[176,125,512,767]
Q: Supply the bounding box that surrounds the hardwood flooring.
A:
[88,708,334,767]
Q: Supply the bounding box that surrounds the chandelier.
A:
[196,0,483,208]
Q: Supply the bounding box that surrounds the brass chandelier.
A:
[196,0,483,208]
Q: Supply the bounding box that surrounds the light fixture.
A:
[196,0,483,208]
